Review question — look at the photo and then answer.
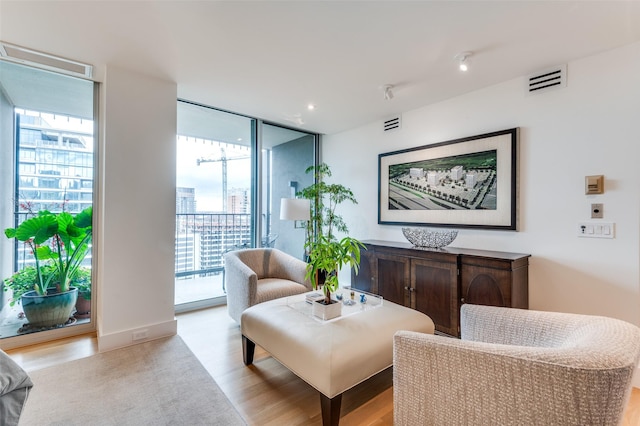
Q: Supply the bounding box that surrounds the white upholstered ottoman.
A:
[241,291,434,426]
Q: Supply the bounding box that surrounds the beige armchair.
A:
[1,349,32,425]
[224,248,312,323]
[393,304,640,426]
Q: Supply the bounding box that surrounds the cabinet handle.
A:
[404,286,410,291]
[461,298,465,303]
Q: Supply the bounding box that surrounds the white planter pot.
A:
[312,299,342,321]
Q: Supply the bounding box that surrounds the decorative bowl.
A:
[401,228,458,248]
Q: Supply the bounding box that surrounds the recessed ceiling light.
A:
[454,51,473,72]
[307,104,315,111]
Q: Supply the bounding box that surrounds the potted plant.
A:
[4,206,92,327]
[299,163,365,316]
[299,163,358,248]
[3,264,54,307]
[72,266,92,319]
[305,235,364,318]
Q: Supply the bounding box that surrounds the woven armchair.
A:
[393,304,640,426]
[224,248,312,323]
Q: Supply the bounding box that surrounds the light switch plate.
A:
[578,221,614,238]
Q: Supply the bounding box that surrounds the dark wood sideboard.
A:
[350,240,530,337]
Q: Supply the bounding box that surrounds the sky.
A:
[176,135,251,212]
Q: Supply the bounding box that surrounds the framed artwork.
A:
[378,128,518,230]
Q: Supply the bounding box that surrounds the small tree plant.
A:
[298,163,364,304]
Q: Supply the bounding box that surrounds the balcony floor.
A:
[175,273,226,305]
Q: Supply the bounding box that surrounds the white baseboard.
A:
[633,365,640,389]
[97,319,177,352]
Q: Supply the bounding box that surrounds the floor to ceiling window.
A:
[175,101,255,310]
[0,56,96,347]
[175,101,317,312]
[262,123,316,261]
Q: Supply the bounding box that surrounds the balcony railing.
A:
[11,212,254,277]
[175,213,252,280]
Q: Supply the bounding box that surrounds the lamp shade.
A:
[280,198,310,221]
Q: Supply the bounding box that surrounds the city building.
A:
[451,165,465,181]
[12,110,94,270]
[409,168,424,179]
[465,171,478,189]
[426,171,441,187]
[176,187,196,214]
[227,187,249,214]
[16,111,93,215]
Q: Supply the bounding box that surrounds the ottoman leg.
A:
[320,393,342,426]
[242,335,255,366]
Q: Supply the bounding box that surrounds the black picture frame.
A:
[378,128,518,230]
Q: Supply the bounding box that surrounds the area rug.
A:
[19,335,246,425]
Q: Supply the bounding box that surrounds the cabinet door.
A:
[351,248,375,293]
[411,258,459,337]
[376,253,410,307]
[460,254,529,309]
[460,263,512,307]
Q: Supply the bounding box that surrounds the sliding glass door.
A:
[175,102,317,311]
[175,101,255,310]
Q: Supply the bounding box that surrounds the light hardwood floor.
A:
[6,305,640,426]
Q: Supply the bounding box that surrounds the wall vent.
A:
[0,41,93,79]
[527,65,566,95]
[383,116,401,132]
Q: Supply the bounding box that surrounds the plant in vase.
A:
[72,266,92,319]
[299,163,365,310]
[4,206,92,327]
[3,264,54,307]
[305,235,364,306]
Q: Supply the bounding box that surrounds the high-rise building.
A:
[451,165,465,181]
[465,172,478,189]
[12,110,94,270]
[16,111,93,215]
[176,187,196,214]
[426,171,442,186]
[227,187,249,214]
[409,168,425,179]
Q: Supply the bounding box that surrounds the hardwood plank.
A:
[5,332,97,372]
[5,305,640,425]
[622,387,640,426]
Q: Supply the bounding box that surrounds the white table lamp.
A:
[280,198,310,228]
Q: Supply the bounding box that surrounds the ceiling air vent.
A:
[383,116,401,132]
[0,41,93,79]
[527,65,566,95]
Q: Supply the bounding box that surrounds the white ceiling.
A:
[1,1,640,135]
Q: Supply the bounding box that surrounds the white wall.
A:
[97,65,178,351]
[325,41,640,387]
[324,41,640,328]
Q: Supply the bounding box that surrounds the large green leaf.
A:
[74,206,93,229]
[14,215,58,244]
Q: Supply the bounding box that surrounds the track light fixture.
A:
[454,51,473,72]
[381,84,394,100]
